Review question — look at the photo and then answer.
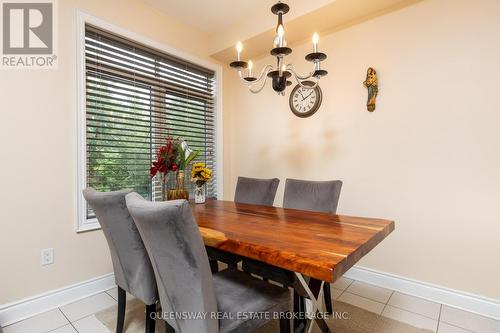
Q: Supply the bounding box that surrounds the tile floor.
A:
[3,278,500,333]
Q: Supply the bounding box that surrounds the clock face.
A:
[289,81,322,118]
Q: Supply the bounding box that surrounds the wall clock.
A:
[289,81,323,118]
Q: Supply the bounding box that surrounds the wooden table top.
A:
[192,200,394,282]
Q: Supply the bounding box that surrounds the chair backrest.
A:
[283,179,343,213]
[82,188,157,305]
[234,176,280,206]
[126,193,218,333]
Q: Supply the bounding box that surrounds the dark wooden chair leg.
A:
[145,304,156,333]
[116,287,126,333]
[209,259,219,273]
[323,283,333,315]
[293,290,305,332]
[165,321,175,333]
[280,311,291,333]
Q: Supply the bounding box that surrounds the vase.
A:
[160,173,169,201]
[167,170,189,200]
[194,184,206,204]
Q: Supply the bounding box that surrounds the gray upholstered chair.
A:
[234,176,280,206]
[283,178,343,315]
[83,188,158,333]
[283,178,342,213]
[125,193,291,333]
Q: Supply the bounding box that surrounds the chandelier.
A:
[229,1,328,95]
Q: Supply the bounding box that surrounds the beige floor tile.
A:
[345,281,393,303]
[388,292,441,319]
[331,277,353,291]
[48,324,78,333]
[440,306,500,333]
[331,287,344,300]
[60,292,116,322]
[105,287,136,302]
[3,309,68,333]
[337,292,385,315]
[72,315,110,333]
[438,322,474,333]
[382,305,438,332]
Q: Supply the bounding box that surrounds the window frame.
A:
[76,11,223,232]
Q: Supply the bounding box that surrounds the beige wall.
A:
[223,0,500,300]
[0,0,210,304]
[1,0,499,307]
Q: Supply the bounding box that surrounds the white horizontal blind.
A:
[85,24,217,218]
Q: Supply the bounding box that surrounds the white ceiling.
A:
[142,0,335,34]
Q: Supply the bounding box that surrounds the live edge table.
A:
[191,200,394,333]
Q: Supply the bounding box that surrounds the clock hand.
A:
[302,92,313,101]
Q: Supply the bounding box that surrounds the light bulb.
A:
[312,32,319,52]
[312,32,319,45]
[236,41,243,61]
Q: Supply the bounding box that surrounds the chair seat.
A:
[214,269,291,333]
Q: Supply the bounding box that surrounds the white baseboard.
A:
[344,265,500,321]
[0,273,115,327]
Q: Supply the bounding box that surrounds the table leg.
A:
[293,273,331,333]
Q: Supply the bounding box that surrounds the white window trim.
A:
[75,11,223,233]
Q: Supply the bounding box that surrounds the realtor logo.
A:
[1,0,57,68]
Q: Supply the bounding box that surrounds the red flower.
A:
[150,137,181,178]
[150,166,158,177]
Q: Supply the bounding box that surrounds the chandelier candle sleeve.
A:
[248,60,253,77]
[277,24,285,47]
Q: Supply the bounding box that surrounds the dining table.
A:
[191,199,395,333]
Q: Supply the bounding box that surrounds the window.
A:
[78,22,218,230]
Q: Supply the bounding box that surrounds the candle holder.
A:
[305,52,327,62]
[229,61,248,69]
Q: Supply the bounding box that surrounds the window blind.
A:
[85,24,217,219]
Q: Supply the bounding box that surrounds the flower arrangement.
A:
[191,162,212,203]
[150,137,199,200]
[150,137,198,177]
[191,162,212,186]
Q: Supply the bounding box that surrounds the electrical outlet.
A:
[41,248,54,266]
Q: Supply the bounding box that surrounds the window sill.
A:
[76,218,101,233]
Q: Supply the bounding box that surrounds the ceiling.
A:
[142,0,335,34]
[143,0,422,60]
